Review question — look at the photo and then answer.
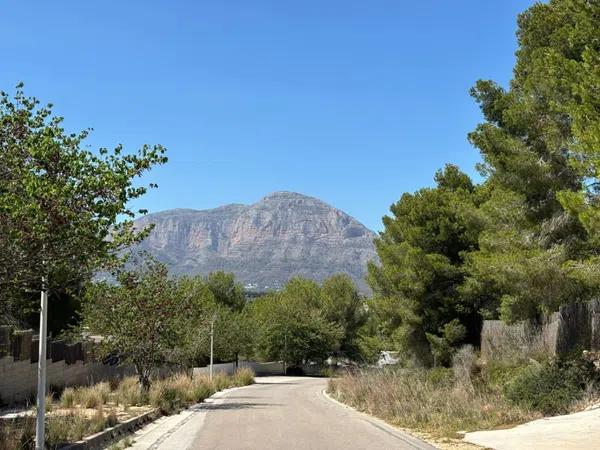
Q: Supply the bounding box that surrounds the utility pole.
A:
[209,314,216,380]
[35,277,48,450]
[283,328,287,375]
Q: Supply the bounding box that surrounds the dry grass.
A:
[328,367,536,438]
[46,410,111,445]
[1,370,255,449]
[149,369,254,414]
[115,377,146,407]
[233,368,255,386]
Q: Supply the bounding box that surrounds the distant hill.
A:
[133,191,378,292]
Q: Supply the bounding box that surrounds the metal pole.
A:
[283,329,287,375]
[209,315,215,380]
[35,278,48,450]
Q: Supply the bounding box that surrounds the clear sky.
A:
[1,0,535,231]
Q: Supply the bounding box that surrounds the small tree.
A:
[82,257,203,390]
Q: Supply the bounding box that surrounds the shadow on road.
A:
[199,402,283,411]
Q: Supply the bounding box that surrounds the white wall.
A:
[192,360,285,377]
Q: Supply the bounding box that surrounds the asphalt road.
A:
[149,376,436,450]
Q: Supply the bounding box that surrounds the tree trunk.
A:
[136,364,151,392]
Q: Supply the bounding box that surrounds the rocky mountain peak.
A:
[133,192,377,292]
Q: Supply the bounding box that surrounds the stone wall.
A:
[481,299,600,361]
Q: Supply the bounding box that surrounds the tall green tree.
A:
[464,0,599,322]
[0,85,167,328]
[367,165,482,365]
[320,274,367,359]
[206,271,246,312]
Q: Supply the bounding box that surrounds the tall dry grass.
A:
[150,368,255,414]
[328,367,536,437]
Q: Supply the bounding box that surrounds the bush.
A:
[503,358,598,415]
[233,368,255,386]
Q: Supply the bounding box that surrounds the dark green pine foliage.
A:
[463,0,599,323]
[367,165,484,365]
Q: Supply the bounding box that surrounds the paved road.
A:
[465,403,600,450]
[140,376,436,450]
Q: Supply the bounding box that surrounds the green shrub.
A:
[426,367,454,386]
[502,359,596,415]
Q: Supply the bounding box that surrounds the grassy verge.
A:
[328,349,600,441]
[0,368,255,450]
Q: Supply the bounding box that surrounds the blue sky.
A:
[1,0,534,231]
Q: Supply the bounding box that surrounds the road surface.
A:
[134,376,436,450]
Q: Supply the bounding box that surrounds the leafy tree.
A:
[82,257,204,390]
[175,274,253,366]
[367,165,483,365]
[464,0,598,322]
[320,274,367,359]
[211,308,255,365]
[206,271,245,312]
[250,278,342,367]
[0,85,167,328]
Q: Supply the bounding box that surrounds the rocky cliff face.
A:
[133,192,377,292]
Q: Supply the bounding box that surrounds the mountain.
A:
[133,192,378,292]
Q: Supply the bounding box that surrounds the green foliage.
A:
[0,85,167,329]
[320,274,367,359]
[250,277,346,365]
[367,165,483,365]
[82,256,206,389]
[206,271,246,312]
[175,274,254,365]
[463,0,599,322]
[503,358,599,415]
[367,0,600,361]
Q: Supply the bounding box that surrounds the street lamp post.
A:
[209,314,216,379]
[35,277,48,450]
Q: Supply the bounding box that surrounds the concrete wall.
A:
[0,356,135,404]
[481,299,600,361]
[192,361,285,377]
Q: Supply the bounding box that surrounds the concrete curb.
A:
[322,388,439,450]
[61,408,162,450]
[115,383,256,450]
[61,383,255,449]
